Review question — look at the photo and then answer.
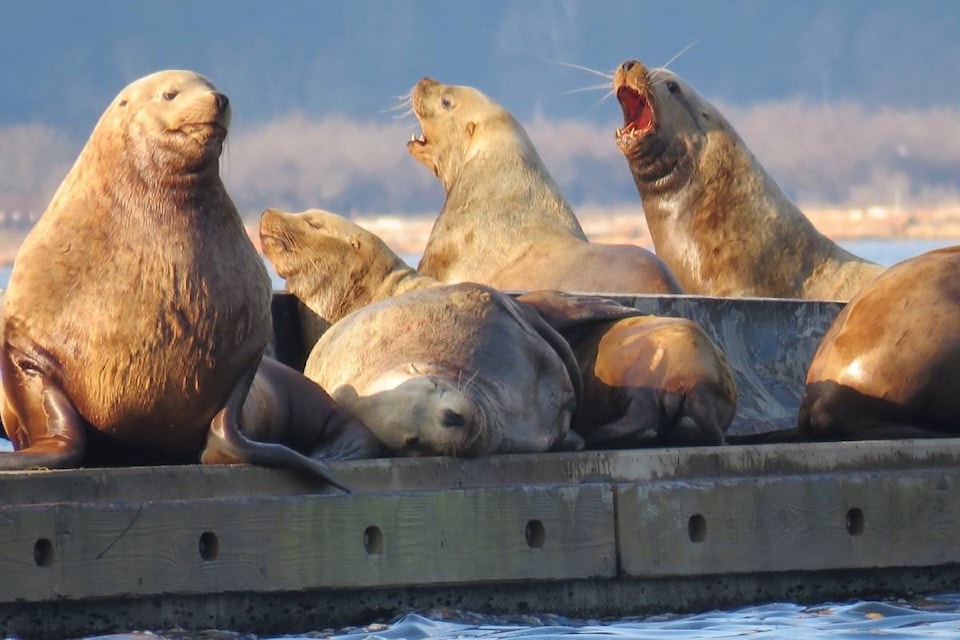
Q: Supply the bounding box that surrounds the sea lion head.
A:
[95,69,231,178]
[406,77,522,189]
[260,208,403,284]
[259,207,409,319]
[333,371,499,457]
[613,59,723,182]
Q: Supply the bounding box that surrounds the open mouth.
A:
[615,85,655,143]
[408,131,428,148]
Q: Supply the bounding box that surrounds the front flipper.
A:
[201,363,352,492]
[0,348,86,470]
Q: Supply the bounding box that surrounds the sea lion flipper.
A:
[516,290,644,334]
[201,364,352,492]
[0,357,86,470]
[503,293,584,426]
[553,429,585,452]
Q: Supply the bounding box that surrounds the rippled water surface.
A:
[73,594,960,639]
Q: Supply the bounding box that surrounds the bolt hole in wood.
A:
[33,538,54,567]
[688,514,707,543]
[199,531,219,561]
[364,526,383,555]
[846,507,865,536]
[525,519,545,549]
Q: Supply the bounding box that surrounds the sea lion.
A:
[303,283,585,457]
[260,208,735,448]
[516,290,737,447]
[798,246,960,440]
[259,207,436,351]
[613,59,884,300]
[407,77,683,295]
[0,70,354,487]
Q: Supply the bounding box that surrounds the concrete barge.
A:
[2,293,958,638]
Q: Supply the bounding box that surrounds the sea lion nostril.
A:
[214,92,229,113]
[404,435,420,447]
[624,61,635,72]
[441,409,466,428]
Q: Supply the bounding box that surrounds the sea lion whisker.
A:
[653,41,698,78]
[585,89,617,115]
[549,59,614,80]
[457,369,480,393]
[380,94,413,115]
[562,83,613,96]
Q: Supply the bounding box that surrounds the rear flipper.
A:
[0,348,87,470]
[245,356,382,461]
[201,362,353,492]
[798,380,951,441]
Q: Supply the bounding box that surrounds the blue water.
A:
[79,595,960,639]
[5,237,960,638]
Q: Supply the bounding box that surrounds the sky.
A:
[2,1,960,219]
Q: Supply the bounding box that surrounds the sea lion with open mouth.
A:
[408,77,683,296]
[613,59,883,300]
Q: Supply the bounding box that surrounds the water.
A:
[5,237,960,638]
[76,595,960,639]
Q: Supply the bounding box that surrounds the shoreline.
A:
[2,206,959,267]
[250,205,960,257]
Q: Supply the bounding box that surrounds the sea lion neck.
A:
[626,134,697,198]
[444,148,586,240]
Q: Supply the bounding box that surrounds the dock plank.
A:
[617,469,960,576]
[0,484,616,601]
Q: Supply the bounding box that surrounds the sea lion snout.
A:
[415,77,440,92]
[213,91,229,115]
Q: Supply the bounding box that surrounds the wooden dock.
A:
[2,293,959,638]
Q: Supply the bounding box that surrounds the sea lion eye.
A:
[162,90,179,101]
[666,81,681,94]
[441,96,453,109]
[441,409,466,428]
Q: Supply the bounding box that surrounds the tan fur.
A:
[799,246,960,440]
[408,77,682,295]
[516,291,737,446]
[303,283,583,457]
[614,60,884,300]
[0,71,356,478]
[259,207,435,350]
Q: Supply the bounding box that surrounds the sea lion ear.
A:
[350,236,362,251]
[465,122,477,137]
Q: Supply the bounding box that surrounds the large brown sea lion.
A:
[613,59,883,300]
[516,290,737,446]
[303,283,585,457]
[260,207,734,448]
[0,70,359,486]
[798,246,960,440]
[407,77,683,295]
